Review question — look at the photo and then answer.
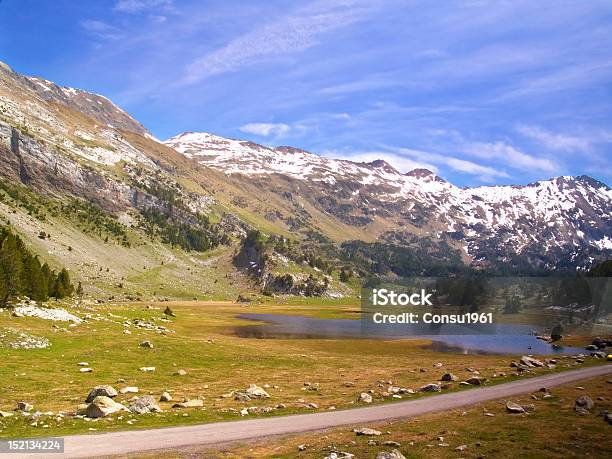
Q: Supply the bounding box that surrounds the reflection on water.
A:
[231,313,585,355]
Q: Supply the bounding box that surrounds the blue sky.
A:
[1,0,611,186]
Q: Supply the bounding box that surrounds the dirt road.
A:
[10,365,612,458]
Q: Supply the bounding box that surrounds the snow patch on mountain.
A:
[166,131,612,264]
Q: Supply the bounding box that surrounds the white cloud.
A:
[114,0,173,13]
[317,74,397,95]
[181,0,372,84]
[80,20,122,40]
[338,150,439,174]
[516,125,591,152]
[240,123,291,137]
[495,59,612,100]
[331,112,352,121]
[445,157,507,178]
[397,147,509,178]
[463,141,557,173]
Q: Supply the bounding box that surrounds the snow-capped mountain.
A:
[0,57,610,273]
[165,131,612,270]
[1,61,149,136]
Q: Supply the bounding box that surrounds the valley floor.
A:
[159,374,610,459]
[0,301,609,455]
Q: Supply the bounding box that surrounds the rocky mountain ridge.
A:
[0,59,610,276]
[165,132,612,270]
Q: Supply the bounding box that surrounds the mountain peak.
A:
[365,159,399,174]
[0,60,13,74]
[405,168,445,183]
[0,60,149,136]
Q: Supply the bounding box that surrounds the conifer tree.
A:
[0,226,74,306]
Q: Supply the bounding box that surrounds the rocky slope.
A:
[165,132,612,271]
[1,61,149,136]
[0,58,610,286]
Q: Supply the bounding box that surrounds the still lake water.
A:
[233,313,586,355]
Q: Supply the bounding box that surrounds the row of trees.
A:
[140,207,229,252]
[0,227,74,307]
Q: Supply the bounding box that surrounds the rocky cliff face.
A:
[0,122,135,211]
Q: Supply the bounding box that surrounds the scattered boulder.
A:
[234,392,251,402]
[376,450,406,459]
[139,367,156,372]
[119,387,139,395]
[440,373,457,382]
[592,337,611,349]
[86,385,118,403]
[128,395,162,414]
[160,392,172,402]
[505,401,525,413]
[172,399,203,408]
[575,395,594,413]
[510,361,531,372]
[324,452,354,459]
[520,356,544,368]
[383,441,401,447]
[354,427,382,436]
[358,392,373,403]
[464,376,485,386]
[79,368,93,373]
[139,341,154,349]
[174,369,187,376]
[245,384,270,399]
[16,401,33,412]
[85,396,128,418]
[419,383,441,392]
[456,445,468,451]
[0,411,14,418]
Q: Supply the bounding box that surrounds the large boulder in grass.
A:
[172,399,204,408]
[376,450,406,459]
[86,385,118,403]
[128,395,162,414]
[505,401,525,413]
[464,376,485,385]
[520,356,544,368]
[245,384,270,399]
[353,427,382,436]
[419,383,441,392]
[85,396,128,418]
[575,396,594,413]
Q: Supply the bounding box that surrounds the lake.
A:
[232,313,586,355]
